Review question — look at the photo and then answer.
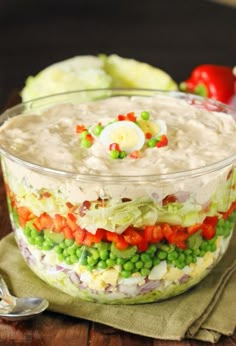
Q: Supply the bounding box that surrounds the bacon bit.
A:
[39,191,51,199]
[121,197,132,203]
[227,169,233,181]
[76,125,86,133]
[96,198,108,208]
[145,132,152,139]
[79,200,91,216]
[4,183,10,196]
[66,201,74,209]
[162,194,177,206]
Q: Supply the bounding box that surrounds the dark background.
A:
[0,0,235,111]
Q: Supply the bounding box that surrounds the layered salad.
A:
[0,92,235,304]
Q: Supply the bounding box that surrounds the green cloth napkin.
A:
[0,233,236,343]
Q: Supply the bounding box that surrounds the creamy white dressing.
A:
[0,95,236,176]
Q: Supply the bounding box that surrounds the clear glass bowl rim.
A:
[0,88,235,183]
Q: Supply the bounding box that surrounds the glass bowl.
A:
[0,89,235,304]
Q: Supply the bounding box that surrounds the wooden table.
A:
[0,95,235,346]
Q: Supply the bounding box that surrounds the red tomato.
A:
[106,231,128,249]
[137,241,149,252]
[66,213,78,232]
[162,224,187,249]
[187,224,203,235]
[74,228,86,245]
[17,206,34,227]
[115,235,129,250]
[201,224,215,240]
[123,227,143,245]
[105,231,119,243]
[221,201,236,220]
[53,214,66,232]
[204,216,218,227]
[81,228,105,246]
[38,213,54,230]
[109,143,120,151]
[63,226,74,239]
[144,225,163,243]
[171,231,188,249]
[161,223,174,242]
[33,219,42,231]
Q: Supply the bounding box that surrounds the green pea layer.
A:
[21,213,235,278]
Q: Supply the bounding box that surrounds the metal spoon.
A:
[0,274,49,321]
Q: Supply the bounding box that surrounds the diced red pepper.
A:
[145,132,152,139]
[85,133,94,143]
[75,125,86,133]
[117,114,126,121]
[126,112,137,122]
[156,135,168,148]
[130,150,140,159]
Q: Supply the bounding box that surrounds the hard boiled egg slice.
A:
[100,120,145,153]
[138,119,167,137]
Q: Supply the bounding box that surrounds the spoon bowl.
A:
[0,274,49,321]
